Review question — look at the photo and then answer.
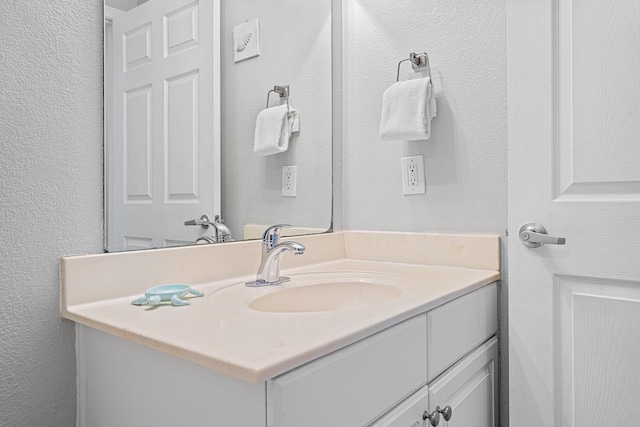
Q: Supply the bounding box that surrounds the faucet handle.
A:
[262,224,292,249]
[184,214,211,228]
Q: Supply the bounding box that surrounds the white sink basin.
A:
[248,272,408,313]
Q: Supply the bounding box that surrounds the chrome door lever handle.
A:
[519,223,566,248]
[184,214,211,229]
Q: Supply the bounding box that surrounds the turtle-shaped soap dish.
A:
[131,284,204,307]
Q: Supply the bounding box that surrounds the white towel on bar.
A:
[379,77,437,141]
[253,104,300,156]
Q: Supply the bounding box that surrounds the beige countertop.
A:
[62,231,500,383]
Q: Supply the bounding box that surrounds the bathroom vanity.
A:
[62,231,500,426]
[268,285,497,427]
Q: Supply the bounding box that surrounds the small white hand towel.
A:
[379,77,437,141]
[253,104,300,156]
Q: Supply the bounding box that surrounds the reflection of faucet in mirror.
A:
[184,215,233,244]
[246,224,305,287]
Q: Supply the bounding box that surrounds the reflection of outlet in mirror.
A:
[282,166,297,197]
[401,155,426,195]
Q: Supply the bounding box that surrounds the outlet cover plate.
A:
[401,155,426,195]
[282,165,297,197]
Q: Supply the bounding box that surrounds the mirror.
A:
[104,0,333,252]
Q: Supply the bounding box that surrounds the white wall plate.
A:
[233,19,260,63]
[401,155,426,195]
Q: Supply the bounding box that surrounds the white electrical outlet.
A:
[401,155,426,195]
[282,165,297,197]
[408,164,418,186]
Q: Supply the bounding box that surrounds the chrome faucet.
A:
[246,224,305,287]
[185,214,233,243]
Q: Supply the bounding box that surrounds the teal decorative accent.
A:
[131,284,204,307]
[170,295,189,306]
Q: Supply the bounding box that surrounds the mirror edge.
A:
[331,0,343,234]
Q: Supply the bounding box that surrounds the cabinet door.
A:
[368,386,429,427]
[428,337,498,427]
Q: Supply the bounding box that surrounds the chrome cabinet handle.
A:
[423,405,453,425]
[423,410,440,426]
[437,406,452,421]
[519,223,566,248]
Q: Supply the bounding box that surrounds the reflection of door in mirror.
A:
[105,0,220,252]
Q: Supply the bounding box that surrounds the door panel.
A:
[165,2,200,56]
[559,0,640,187]
[166,70,199,201]
[509,0,640,425]
[557,0,640,197]
[124,85,153,202]
[557,276,640,425]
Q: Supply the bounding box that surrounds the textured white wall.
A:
[342,0,508,424]
[0,1,104,426]
[343,0,507,234]
[221,1,333,238]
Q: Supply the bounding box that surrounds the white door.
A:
[508,0,640,425]
[106,0,220,252]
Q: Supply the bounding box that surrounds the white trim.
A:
[75,324,87,427]
[212,0,222,219]
[104,5,125,23]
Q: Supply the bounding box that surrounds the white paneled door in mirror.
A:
[509,0,640,425]
[106,0,220,252]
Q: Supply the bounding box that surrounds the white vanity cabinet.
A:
[76,283,497,427]
[267,283,498,427]
[369,338,498,427]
